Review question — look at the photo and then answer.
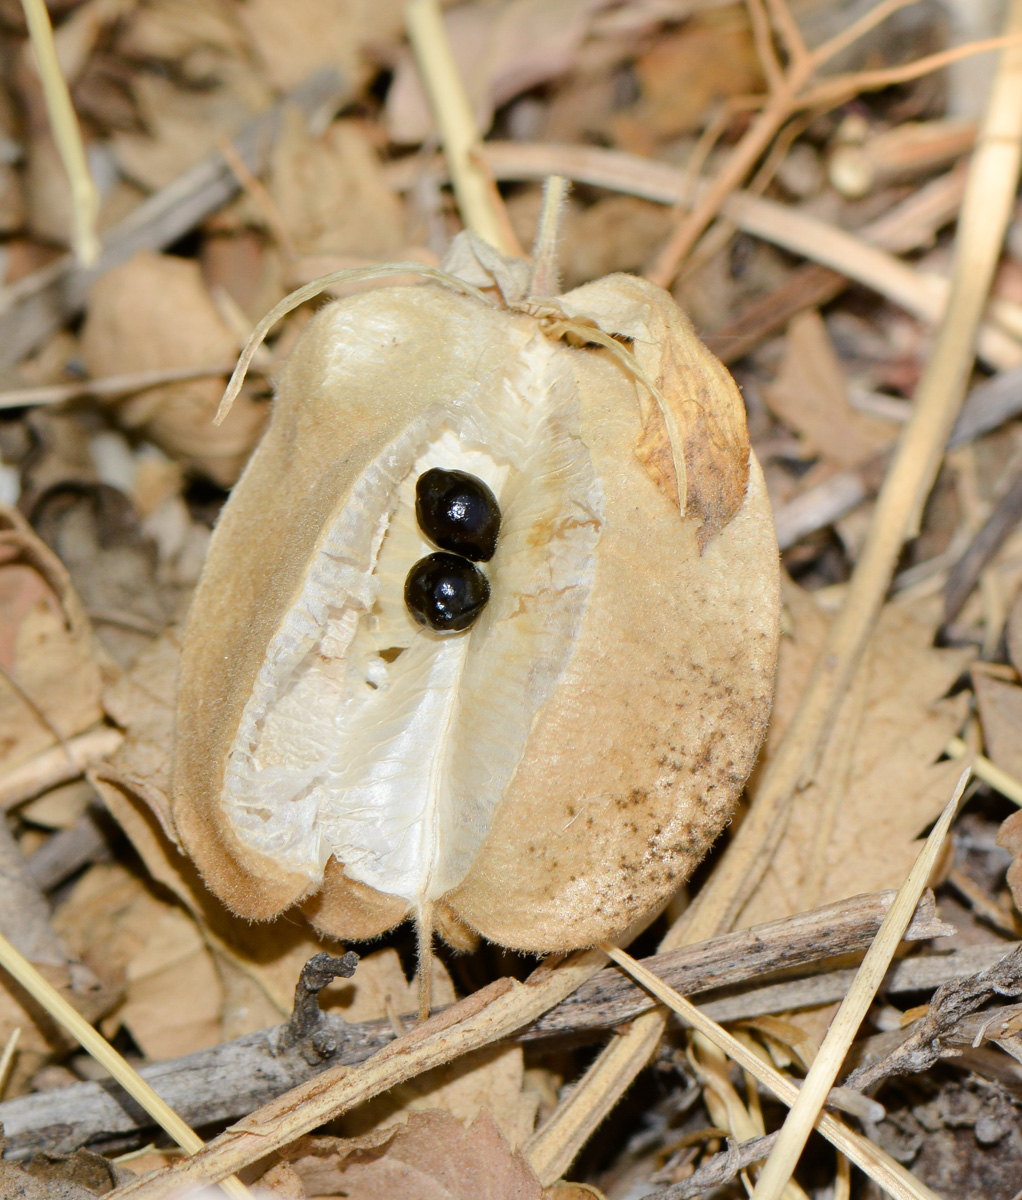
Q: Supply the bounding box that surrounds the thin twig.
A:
[0,891,956,1161]
[645,0,1015,286]
[0,363,245,411]
[811,0,923,66]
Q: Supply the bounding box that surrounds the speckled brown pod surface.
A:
[173,240,780,952]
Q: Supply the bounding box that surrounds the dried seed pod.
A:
[173,243,780,952]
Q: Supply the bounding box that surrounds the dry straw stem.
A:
[525,857,728,1183]
[679,0,1022,948]
[647,0,1018,286]
[20,0,99,266]
[108,950,612,1199]
[404,0,519,256]
[0,1027,19,1098]
[945,736,1022,807]
[602,945,942,1200]
[749,771,969,1200]
[0,932,252,1200]
[525,1006,665,1183]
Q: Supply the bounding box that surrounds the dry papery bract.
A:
[172,238,780,955]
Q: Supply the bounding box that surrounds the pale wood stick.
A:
[455,145,1022,369]
[1,932,994,1162]
[404,0,519,255]
[829,119,976,198]
[750,773,967,1200]
[0,726,123,810]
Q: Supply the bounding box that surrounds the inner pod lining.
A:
[223,333,603,904]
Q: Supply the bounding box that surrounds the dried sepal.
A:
[173,246,780,953]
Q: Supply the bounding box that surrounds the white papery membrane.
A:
[223,333,603,904]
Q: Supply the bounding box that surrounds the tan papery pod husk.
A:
[173,251,780,952]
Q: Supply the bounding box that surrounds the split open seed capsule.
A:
[173,245,780,954]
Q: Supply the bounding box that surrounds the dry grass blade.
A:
[404,0,519,255]
[676,0,1022,947]
[19,0,99,265]
[749,771,969,1200]
[0,931,251,1199]
[601,945,944,1200]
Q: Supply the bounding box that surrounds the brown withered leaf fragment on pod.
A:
[173,241,780,953]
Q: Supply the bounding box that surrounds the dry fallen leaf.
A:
[763,310,893,470]
[973,668,1022,778]
[238,0,406,93]
[385,0,611,145]
[267,113,405,260]
[52,859,223,1059]
[612,8,764,150]
[739,583,972,929]
[284,1109,551,1200]
[111,63,269,191]
[80,250,268,486]
[0,506,104,773]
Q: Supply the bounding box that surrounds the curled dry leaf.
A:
[0,506,103,773]
[283,1109,555,1200]
[173,241,780,953]
[80,250,267,487]
[267,112,405,262]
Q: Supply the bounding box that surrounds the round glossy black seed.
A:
[404,552,490,633]
[415,468,501,561]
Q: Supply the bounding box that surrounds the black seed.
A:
[405,552,490,632]
[415,468,501,561]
